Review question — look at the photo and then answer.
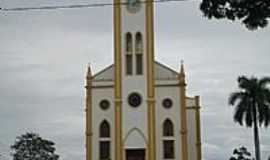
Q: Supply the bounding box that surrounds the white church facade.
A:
[85,0,202,160]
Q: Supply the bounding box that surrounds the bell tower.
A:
[113,0,156,160]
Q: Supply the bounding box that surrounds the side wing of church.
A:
[85,1,202,160]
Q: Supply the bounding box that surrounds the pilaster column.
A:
[114,0,123,160]
[179,62,188,160]
[85,65,92,160]
[146,1,156,160]
[195,96,202,160]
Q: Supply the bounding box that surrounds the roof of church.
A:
[92,61,179,81]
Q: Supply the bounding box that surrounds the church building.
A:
[85,0,202,160]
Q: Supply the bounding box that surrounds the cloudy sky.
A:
[0,0,270,160]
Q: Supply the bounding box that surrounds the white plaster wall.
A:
[121,0,148,151]
[155,80,179,86]
[121,0,146,35]
[186,98,195,107]
[187,109,197,160]
[93,65,114,81]
[92,81,114,87]
[155,62,179,80]
[155,86,181,160]
[92,88,115,160]
[122,77,147,147]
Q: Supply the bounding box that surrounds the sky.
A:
[0,0,270,160]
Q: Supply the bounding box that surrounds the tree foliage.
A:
[229,76,270,160]
[229,146,254,160]
[11,132,59,160]
[229,76,270,127]
[200,0,270,30]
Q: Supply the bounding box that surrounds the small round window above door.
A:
[162,98,173,109]
[128,92,142,107]
[99,99,110,110]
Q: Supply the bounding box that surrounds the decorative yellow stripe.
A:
[179,73,188,160]
[85,73,92,160]
[145,1,156,160]
[195,96,202,160]
[114,1,123,160]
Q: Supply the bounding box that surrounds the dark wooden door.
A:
[126,149,145,160]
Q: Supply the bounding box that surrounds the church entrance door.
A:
[126,149,145,160]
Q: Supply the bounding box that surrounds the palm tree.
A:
[229,76,270,160]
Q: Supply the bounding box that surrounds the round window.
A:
[162,98,173,109]
[99,99,110,110]
[128,93,142,107]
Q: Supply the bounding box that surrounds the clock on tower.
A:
[126,0,142,13]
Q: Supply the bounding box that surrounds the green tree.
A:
[229,76,270,160]
[229,146,254,160]
[11,132,59,160]
[200,0,270,30]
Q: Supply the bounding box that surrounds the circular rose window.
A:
[162,98,173,109]
[99,99,110,110]
[128,93,142,107]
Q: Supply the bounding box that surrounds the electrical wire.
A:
[0,0,191,11]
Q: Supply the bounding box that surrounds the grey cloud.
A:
[1,1,270,160]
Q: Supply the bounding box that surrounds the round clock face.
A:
[126,0,141,13]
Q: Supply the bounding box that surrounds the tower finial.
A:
[86,63,92,79]
[180,60,185,76]
[179,60,186,86]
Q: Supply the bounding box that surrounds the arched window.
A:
[163,119,174,137]
[135,32,143,75]
[126,32,133,75]
[126,32,132,53]
[99,120,111,160]
[135,32,143,53]
[99,120,110,138]
[162,119,175,159]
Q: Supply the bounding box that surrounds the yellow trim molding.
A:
[85,65,92,160]
[195,96,202,160]
[179,63,188,160]
[146,1,156,160]
[114,1,123,160]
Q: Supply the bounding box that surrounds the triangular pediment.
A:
[154,61,179,80]
[92,61,179,81]
[93,64,114,81]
